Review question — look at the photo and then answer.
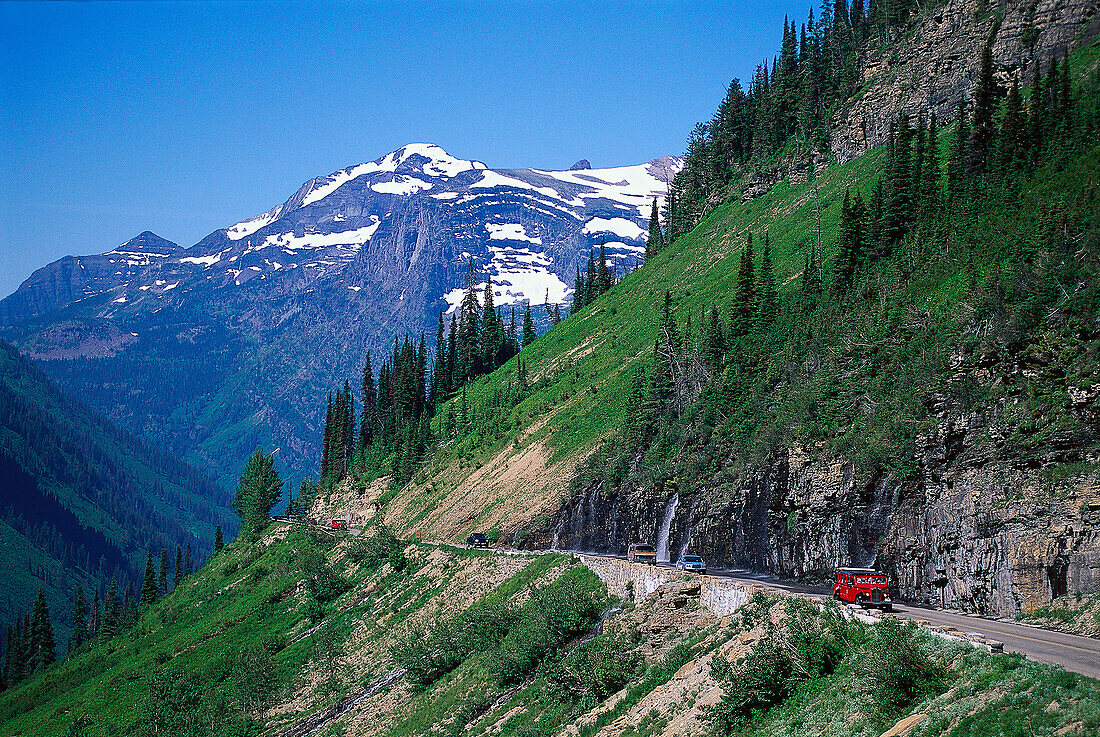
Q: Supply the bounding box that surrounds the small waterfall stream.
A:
[655,492,679,563]
[676,525,693,561]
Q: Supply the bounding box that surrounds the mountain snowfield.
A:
[0,143,681,486]
[63,143,680,312]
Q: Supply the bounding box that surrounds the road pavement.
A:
[693,564,1100,680]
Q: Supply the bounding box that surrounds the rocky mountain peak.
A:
[569,159,592,170]
[108,231,180,256]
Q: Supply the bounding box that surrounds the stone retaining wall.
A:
[577,555,758,617]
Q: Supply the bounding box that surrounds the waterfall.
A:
[655,492,679,563]
[550,517,564,551]
[676,525,693,561]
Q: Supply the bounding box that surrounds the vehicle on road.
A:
[331,519,348,530]
[676,554,707,574]
[834,567,891,611]
[466,532,489,548]
[627,543,658,565]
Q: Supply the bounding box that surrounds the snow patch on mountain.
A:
[371,175,435,195]
[258,219,381,253]
[226,208,279,240]
[180,252,225,267]
[486,223,541,244]
[583,217,645,241]
[487,246,568,305]
[471,171,579,204]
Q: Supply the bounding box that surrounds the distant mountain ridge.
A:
[0,144,681,486]
[0,340,232,647]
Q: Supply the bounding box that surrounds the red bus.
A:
[833,568,892,611]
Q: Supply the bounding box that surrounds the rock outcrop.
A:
[830,0,1099,164]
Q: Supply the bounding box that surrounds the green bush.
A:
[544,632,640,706]
[347,525,402,570]
[393,565,605,689]
[859,619,948,715]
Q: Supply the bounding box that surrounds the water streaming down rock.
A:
[677,525,693,562]
[656,492,679,563]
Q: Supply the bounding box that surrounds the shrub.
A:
[348,525,402,569]
[544,632,640,706]
[859,619,948,714]
[231,643,278,713]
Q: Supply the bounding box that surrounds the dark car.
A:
[466,532,489,548]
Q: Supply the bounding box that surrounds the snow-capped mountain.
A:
[0,144,680,486]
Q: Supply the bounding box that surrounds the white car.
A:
[676,554,707,574]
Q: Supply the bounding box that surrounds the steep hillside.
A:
[0,340,233,648]
[0,147,678,487]
[315,14,1100,619]
[2,526,1095,737]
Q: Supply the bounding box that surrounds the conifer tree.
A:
[214,525,224,553]
[296,477,316,516]
[184,544,193,576]
[949,98,970,195]
[6,619,25,686]
[523,304,536,347]
[69,585,87,654]
[360,352,378,445]
[174,546,183,589]
[480,282,504,370]
[572,263,586,312]
[584,250,597,304]
[967,35,997,178]
[28,589,55,674]
[552,303,561,325]
[140,552,158,609]
[920,112,941,220]
[233,448,284,535]
[645,197,663,257]
[995,76,1027,174]
[457,259,482,382]
[596,243,611,296]
[701,307,725,369]
[430,315,447,406]
[730,233,758,336]
[884,113,914,246]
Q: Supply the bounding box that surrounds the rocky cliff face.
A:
[830,0,1099,164]
[554,389,1100,618]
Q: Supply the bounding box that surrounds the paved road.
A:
[692,564,1100,680]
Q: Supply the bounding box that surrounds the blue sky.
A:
[0,1,810,298]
